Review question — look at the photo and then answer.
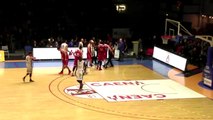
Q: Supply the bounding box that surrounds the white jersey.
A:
[26,55,33,73]
[26,56,33,68]
[77,60,84,71]
[76,60,84,81]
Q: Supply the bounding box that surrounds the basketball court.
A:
[0,58,213,120]
[1,18,213,120]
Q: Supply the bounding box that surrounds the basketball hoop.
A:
[161,35,172,44]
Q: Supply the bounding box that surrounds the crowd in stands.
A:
[157,36,210,68]
[27,35,128,60]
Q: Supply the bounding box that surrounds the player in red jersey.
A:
[57,44,71,75]
[97,40,105,70]
[71,45,83,76]
[87,40,94,67]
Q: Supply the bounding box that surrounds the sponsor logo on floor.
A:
[85,79,205,102]
[64,85,102,99]
[64,79,205,102]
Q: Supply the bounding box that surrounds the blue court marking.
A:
[140,59,171,78]
[33,60,64,67]
[0,58,172,78]
[2,58,210,91]
[174,73,185,77]
[3,58,210,90]
[112,59,144,65]
[0,62,26,68]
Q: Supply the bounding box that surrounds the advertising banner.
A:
[0,50,5,62]
[203,47,213,88]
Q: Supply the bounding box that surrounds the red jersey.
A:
[60,49,68,60]
[87,43,92,60]
[60,49,69,66]
[73,49,83,66]
[97,44,105,61]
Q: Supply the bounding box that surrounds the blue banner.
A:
[203,47,213,88]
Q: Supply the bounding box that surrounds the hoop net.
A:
[161,35,173,44]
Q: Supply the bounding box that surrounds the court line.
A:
[49,75,161,120]
[48,75,210,120]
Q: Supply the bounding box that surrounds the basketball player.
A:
[103,42,109,68]
[105,41,114,67]
[79,38,84,48]
[87,39,94,67]
[23,51,36,82]
[71,45,83,76]
[97,40,105,70]
[58,44,71,75]
[91,41,97,66]
[61,42,68,49]
[76,56,85,93]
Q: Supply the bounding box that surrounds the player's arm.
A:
[108,45,114,55]
[31,56,36,60]
[68,50,74,55]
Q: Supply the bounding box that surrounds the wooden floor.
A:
[0,59,213,120]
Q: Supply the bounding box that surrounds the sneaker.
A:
[104,65,107,69]
[77,89,83,93]
[58,72,63,74]
[71,73,75,76]
[83,72,88,75]
[30,80,34,82]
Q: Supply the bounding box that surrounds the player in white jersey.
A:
[23,51,36,82]
[76,56,85,92]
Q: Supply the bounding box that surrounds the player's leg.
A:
[98,60,102,70]
[66,66,71,75]
[23,73,29,82]
[64,60,71,74]
[89,56,93,67]
[23,66,31,82]
[72,65,76,76]
[72,59,78,76]
[103,59,107,68]
[59,66,64,74]
[109,55,114,67]
[29,73,34,82]
[83,62,88,75]
[59,59,66,74]
[110,59,114,67]
[77,80,83,92]
[76,70,84,92]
